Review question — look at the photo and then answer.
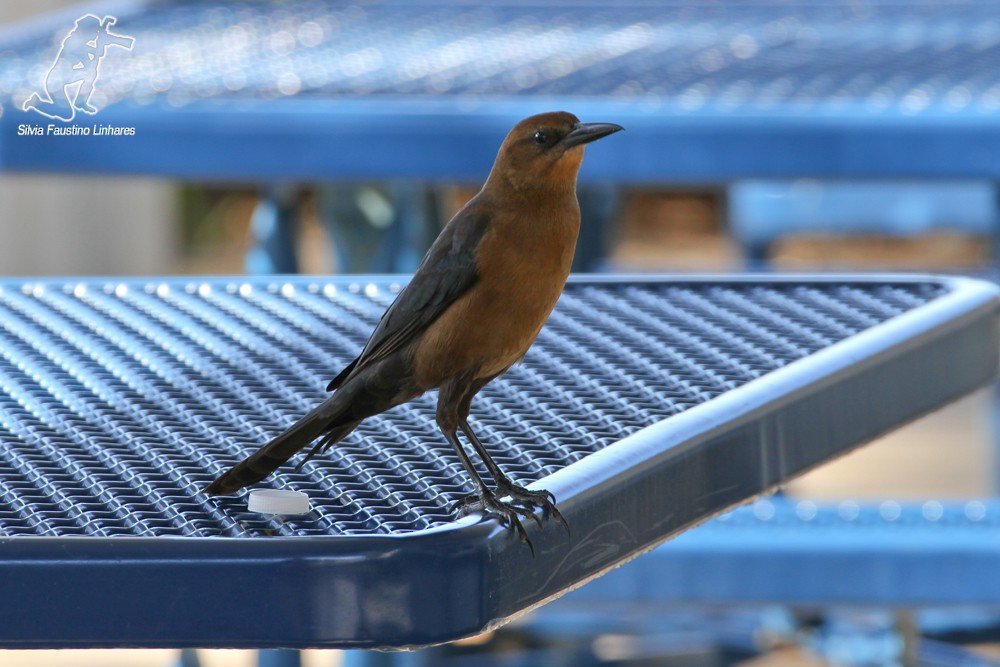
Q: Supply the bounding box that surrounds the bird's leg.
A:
[441,427,537,553]
[460,419,568,532]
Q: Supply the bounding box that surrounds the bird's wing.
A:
[327,206,491,391]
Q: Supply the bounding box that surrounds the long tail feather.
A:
[206,354,418,496]
[204,403,359,496]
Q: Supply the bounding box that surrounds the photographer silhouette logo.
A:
[23,14,134,122]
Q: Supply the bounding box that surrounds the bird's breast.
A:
[413,197,580,387]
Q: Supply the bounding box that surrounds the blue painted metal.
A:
[317,184,436,274]
[730,180,999,255]
[174,648,201,667]
[2,2,1000,181]
[351,497,1000,664]
[561,497,1000,606]
[0,275,993,648]
[246,187,302,275]
[728,179,1000,268]
[341,606,1000,667]
[257,650,301,667]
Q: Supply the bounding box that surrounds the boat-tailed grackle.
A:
[206,111,623,552]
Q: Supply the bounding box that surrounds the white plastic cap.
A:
[248,489,311,515]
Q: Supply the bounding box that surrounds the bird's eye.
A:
[532,130,549,145]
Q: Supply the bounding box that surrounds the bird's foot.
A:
[451,489,541,556]
[496,481,569,535]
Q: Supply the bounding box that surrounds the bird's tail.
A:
[206,353,419,496]
[204,400,361,496]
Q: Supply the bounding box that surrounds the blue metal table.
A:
[2,0,1000,181]
[573,497,1000,607]
[0,274,994,649]
[4,1,1000,274]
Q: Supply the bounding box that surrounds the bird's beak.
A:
[561,122,624,149]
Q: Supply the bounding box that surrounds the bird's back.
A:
[412,188,581,387]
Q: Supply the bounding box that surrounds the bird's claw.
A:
[453,492,539,524]
[497,482,570,536]
[450,482,569,556]
[453,490,538,555]
[449,493,480,516]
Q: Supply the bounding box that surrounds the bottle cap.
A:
[248,489,310,515]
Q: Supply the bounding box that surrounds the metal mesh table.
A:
[0,274,995,648]
[3,1,1000,180]
[566,497,1000,606]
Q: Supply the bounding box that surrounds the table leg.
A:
[174,648,201,667]
[257,648,302,667]
[245,186,302,274]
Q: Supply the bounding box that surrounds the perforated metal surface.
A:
[0,276,943,540]
[5,2,1000,181]
[0,274,994,649]
[563,497,1000,606]
[719,497,1000,530]
[2,1,1000,113]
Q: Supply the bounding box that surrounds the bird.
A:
[206,111,623,550]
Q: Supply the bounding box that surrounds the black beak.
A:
[561,122,624,149]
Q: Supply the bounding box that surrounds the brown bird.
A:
[206,111,623,548]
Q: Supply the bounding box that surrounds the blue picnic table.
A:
[2,4,1000,663]
[2,1,1000,271]
[0,273,994,652]
[1,1,1000,181]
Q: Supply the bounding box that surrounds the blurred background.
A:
[0,0,998,665]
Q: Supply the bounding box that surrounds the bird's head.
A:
[488,111,623,192]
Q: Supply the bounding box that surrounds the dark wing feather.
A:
[327,205,491,391]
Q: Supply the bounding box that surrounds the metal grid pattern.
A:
[0,278,943,539]
[716,497,1000,531]
[2,1,999,115]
